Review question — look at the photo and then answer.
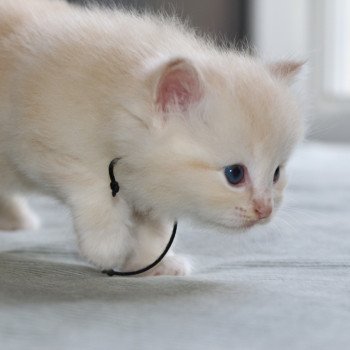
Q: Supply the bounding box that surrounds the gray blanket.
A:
[1,142,350,350]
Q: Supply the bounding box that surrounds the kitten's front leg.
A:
[69,189,134,270]
[66,182,190,275]
[124,214,192,276]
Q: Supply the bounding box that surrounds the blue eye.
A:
[273,166,280,183]
[224,164,245,185]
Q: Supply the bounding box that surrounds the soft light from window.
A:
[324,0,350,98]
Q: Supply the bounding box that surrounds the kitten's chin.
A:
[204,216,273,232]
[187,212,273,232]
[195,216,254,232]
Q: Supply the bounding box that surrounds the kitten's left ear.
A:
[268,60,305,82]
[150,58,203,113]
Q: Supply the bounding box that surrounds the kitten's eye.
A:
[224,164,245,185]
[273,166,280,183]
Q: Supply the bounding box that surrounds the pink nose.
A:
[253,199,273,220]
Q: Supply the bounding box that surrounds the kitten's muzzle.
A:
[253,198,273,220]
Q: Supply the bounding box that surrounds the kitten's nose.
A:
[253,199,272,219]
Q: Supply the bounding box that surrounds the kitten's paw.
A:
[149,255,191,277]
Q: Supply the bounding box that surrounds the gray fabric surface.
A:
[1,142,350,350]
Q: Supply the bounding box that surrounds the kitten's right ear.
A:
[268,60,305,82]
[148,58,203,114]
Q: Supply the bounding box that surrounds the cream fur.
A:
[0,0,304,275]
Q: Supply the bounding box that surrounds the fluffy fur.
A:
[0,0,304,275]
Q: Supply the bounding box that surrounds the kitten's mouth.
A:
[242,220,259,229]
[243,216,272,229]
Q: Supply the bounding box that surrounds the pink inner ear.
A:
[157,63,202,112]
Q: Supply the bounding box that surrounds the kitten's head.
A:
[120,55,304,230]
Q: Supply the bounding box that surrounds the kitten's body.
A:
[0,0,303,275]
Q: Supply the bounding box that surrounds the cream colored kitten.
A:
[0,0,303,276]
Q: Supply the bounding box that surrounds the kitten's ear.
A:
[268,60,305,82]
[153,58,203,113]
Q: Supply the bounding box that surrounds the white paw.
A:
[148,255,192,277]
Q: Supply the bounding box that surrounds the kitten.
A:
[0,0,304,276]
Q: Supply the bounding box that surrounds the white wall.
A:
[251,0,308,60]
[250,0,350,143]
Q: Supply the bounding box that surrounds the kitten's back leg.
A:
[0,155,40,231]
[0,194,40,231]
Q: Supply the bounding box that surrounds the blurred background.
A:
[68,0,350,143]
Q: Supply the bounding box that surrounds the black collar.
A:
[103,158,177,277]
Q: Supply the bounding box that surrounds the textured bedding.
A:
[1,142,350,350]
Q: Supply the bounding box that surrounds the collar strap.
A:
[109,158,120,197]
[105,158,177,276]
